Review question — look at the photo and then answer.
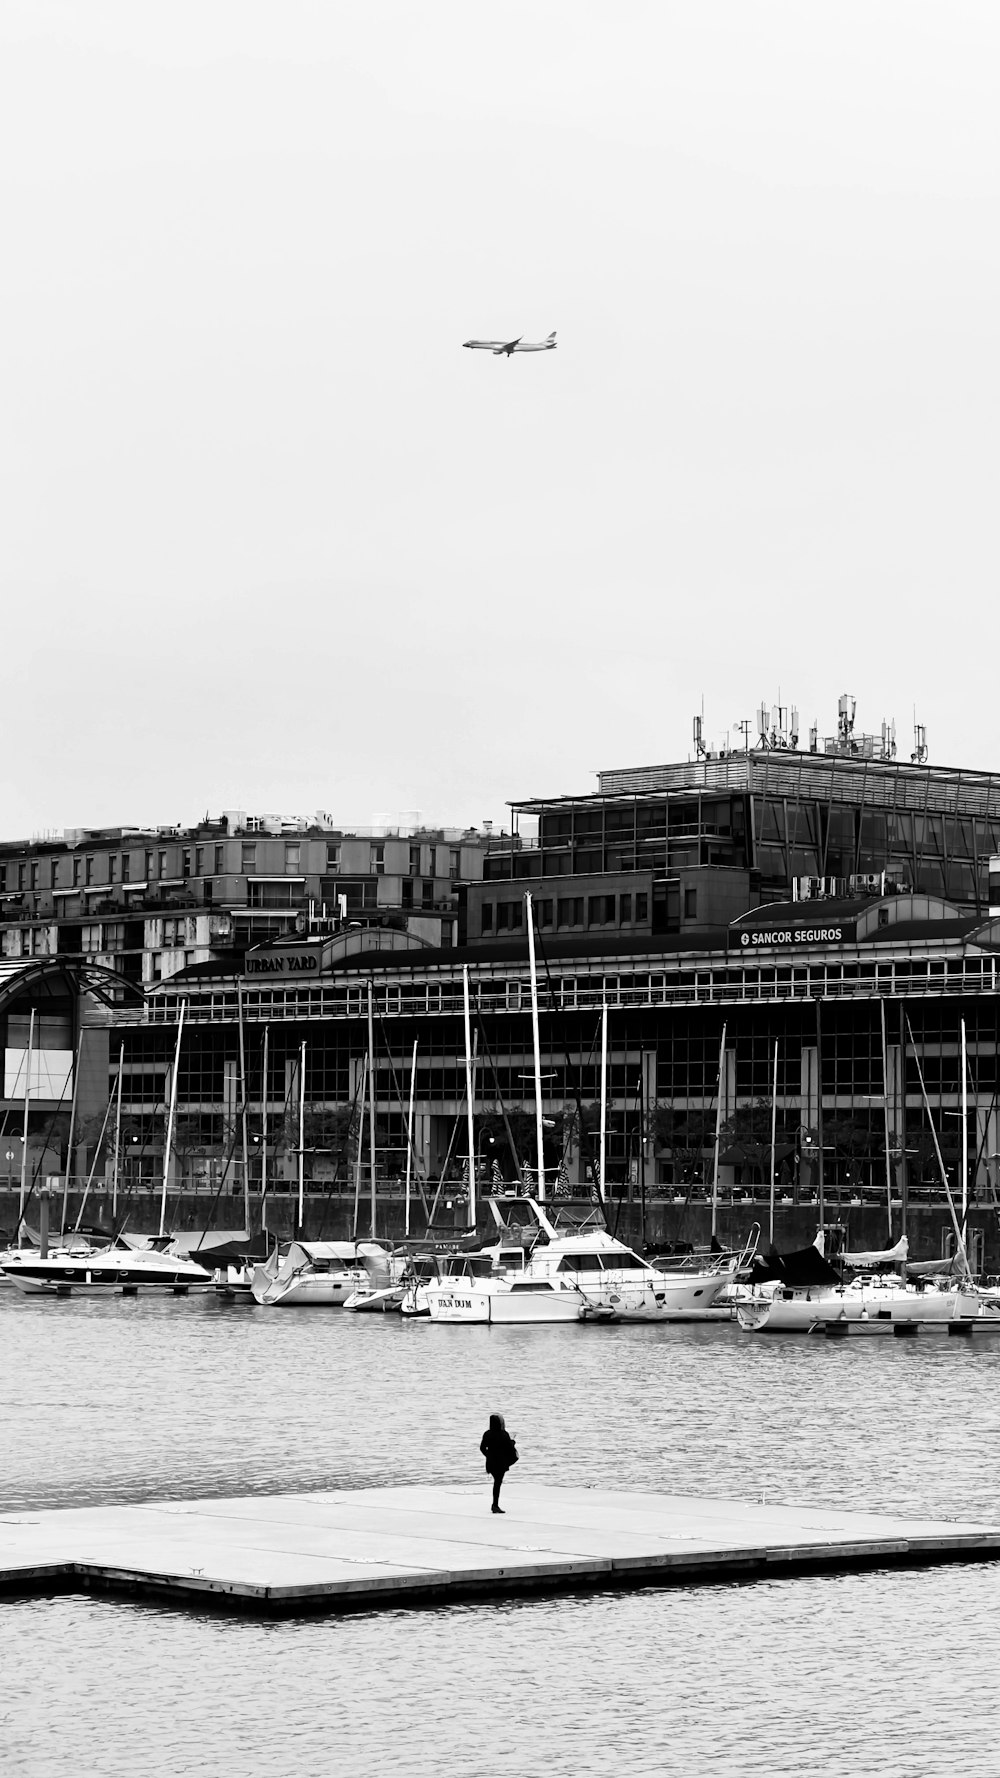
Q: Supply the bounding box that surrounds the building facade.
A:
[4,719,1000,1265]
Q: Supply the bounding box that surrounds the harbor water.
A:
[5,1292,1000,1776]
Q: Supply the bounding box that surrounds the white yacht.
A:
[250,1239,388,1307]
[422,1199,734,1324]
[1,1240,213,1296]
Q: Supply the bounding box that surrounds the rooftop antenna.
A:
[757,703,770,749]
[808,720,818,753]
[736,718,752,752]
[789,706,800,749]
[911,712,928,764]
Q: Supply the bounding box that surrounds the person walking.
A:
[479,1412,518,1513]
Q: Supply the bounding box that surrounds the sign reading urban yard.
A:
[731,921,856,950]
[245,947,322,975]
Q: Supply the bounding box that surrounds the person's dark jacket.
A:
[480,1426,518,1476]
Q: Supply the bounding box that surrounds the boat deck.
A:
[2,1485,999,1615]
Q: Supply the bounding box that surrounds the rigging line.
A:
[315,1061,368,1241]
[17,1062,74,1234]
[109,1064,172,1243]
[530,918,600,1192]
[471,988,524,1177]
[373,1002,431,1223]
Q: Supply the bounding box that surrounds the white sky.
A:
[2,1,997,837]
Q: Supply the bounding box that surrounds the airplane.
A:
[462,331,557,356]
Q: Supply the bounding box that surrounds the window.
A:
[248,881,303,909]
[409,845,421,876]
[536,899,554,927]
[182,848,192,879]
[401,879,413,909]
[145,850,153,880]
[0,865,5,891]
[122,853,131,882]
[327,844,341,871]
[620,894,632,922]
[108,855,117,884]
[684,887,698,919]
[241,843,256,871]
[422,881,434,909]
[557,897,584,927]
[195,848,204,876]
[81,923,102,952]
[158,851,167,880]
[49,859,59,889]
[215,845,225,874]
[284,843,300,872]
[85,856,94,886]
[636,893,648,922]
[449,849,461,879]
[496,902,510,932]
[481,902,494,933]
[588,896,616,926]
[73,857,82,887]
[30,862,38,890]
[371,843,385,874]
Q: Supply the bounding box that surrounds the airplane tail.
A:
[547,331,557,340]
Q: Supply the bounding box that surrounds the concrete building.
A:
[4,705,1000,1267]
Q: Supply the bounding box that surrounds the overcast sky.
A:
[2,1,997,838]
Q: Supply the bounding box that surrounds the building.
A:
[4,704,1000,1267]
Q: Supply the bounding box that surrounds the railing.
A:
[143,948,1000,1024]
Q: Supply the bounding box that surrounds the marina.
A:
[3,1483,1000,1615]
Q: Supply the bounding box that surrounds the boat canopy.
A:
[744,1242,842,1288]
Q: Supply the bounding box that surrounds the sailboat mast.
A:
[906,1013,970,1276]
[768,1038,778,1243]
[961,1016,969,1231]
[112,1040,124,1222]
[880,998,893,1241]
[298,1038,307,1236]
[237,981,250,1237]
[599,998,608,1205]
[405,1038,418,1238]
[352,1054,368,1240]
[160,1000,186,1238]
[367,981,377,1239]
[18,1008,35,1243]
[260,1024,269,1211]
[62,1025,82,1236]
[710,1020,727,1241]
[463,966,477,1229]
[525,892,546,1201]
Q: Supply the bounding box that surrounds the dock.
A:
[2,1485,998,1615]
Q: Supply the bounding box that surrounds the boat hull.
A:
[737,1286,981,1332]
[250,1267,362,1306]
[425,1284,584,1324]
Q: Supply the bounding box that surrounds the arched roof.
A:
[0,957,145,1016]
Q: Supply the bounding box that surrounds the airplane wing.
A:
[493,337,522,355]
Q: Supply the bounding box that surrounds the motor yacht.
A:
[421,1198,733,1324]
[1,1240,213,1296]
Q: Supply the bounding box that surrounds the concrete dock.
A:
[2,1485,998,1615]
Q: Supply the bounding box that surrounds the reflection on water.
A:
[4,1294,1000,1775]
